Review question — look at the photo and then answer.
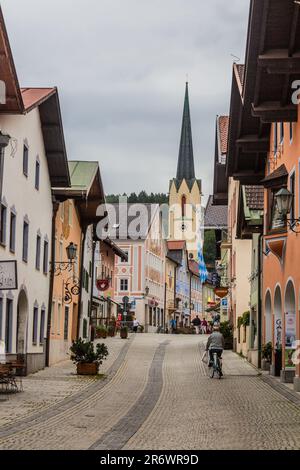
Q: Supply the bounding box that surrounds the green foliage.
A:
[237,311,250,328]
[105,192,169,204]
[242,311,250,327]
[262,342,273,362]
[219,321,233,340]
[96,325,107,332]
[70,338,109,365]
[203,230,216,270]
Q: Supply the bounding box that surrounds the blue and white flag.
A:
[198,243,208,284]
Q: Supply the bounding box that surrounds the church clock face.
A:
[182,223,187,232]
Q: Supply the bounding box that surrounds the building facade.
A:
[112,204,166,332]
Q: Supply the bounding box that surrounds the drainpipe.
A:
[45,198,59,367]
[0,133,10,224]
[257,232,264,370]
[163,281,167,331]
[189,273,192,325]
[89,226,96,328]
[77,225,87,339]
[174,265,178,324]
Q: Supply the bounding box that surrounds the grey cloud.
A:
[1,0,250,200]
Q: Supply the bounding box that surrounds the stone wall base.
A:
[280,369,295,384]
[26,353,46,375]
[261,359,271,372]
[248,348,259,368]
[294,377,300,392]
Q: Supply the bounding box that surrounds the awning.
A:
[261,164,288,189]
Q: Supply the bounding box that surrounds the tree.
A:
[203,230,217,271]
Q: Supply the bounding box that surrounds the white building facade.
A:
[0,89,70,374]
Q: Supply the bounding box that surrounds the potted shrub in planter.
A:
[262,342,273,371]
[96,325,108,339]
[70,338,109,376]
[120,326,129,339]
[108,325,115,338]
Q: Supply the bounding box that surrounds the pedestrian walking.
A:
[170,318,177,334]
[201,318,208,335]
[133,318,139,333]
[192,315,201,335]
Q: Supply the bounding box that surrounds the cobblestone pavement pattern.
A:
[0,335,300,450]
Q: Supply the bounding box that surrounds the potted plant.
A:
[96,325,108,339]
[120,325,129,339]
[108,325,115,338]
[70,338,109,376]
[262,342,273,371]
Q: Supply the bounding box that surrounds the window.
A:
[35,159,40,190]
[40,309,45,345]
[68,201,73,226]
[120,251,129,263]
[273,123,278,154]
[57,303,62,335]
[32,307,38,345]
[181,195,187,218]
[149,307,153,327]
[83,319,88,339]
[23,144,29,177]
[120,279,128,292]
[9,212,16,253]
[36,234,41,270]
[64,306,69,341]
[290,123,293,143]
[83,269,89,292]
[51,301,56,334]
[290,173,296,225]
[22,221,29,262]
[0,204,7,246]
[0,297,3,340]
[60,202,64,221]
[269,188,286,232]
[280,122,284,144]
[5,299,13,353]
[43,240,49,274]
[59,240,63,263]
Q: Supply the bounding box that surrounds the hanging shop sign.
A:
[214,287,228,299]
[96,279,110,292]
[0,261,18,290]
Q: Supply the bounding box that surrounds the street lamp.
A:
[66,242,78,261]
[275,188,300,233]
[275,189,293,217]
[50,242,78,276]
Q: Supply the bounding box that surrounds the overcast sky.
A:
[1,0,249,201]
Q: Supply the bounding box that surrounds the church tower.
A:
[169,83,202,260]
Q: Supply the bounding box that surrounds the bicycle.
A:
[209,349,223,379]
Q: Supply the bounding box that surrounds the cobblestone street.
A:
[1,334,300,450]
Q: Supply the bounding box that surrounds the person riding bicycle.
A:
[206,324,225,369]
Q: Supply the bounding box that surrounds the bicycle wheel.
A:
[210,367,214,379]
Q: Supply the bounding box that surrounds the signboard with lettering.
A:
[0,261,18,290]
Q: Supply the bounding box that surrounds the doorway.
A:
[16,290,29,355]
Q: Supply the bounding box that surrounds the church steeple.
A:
[176,82,195,182]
